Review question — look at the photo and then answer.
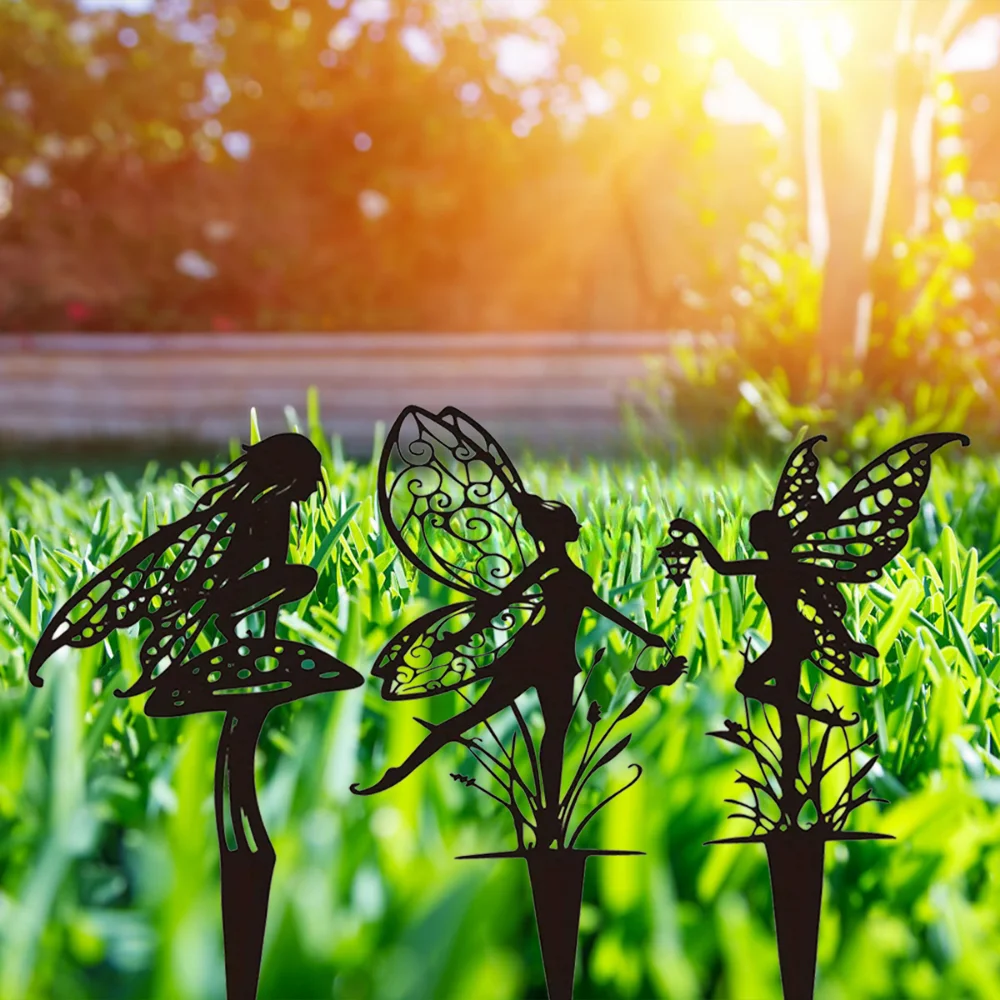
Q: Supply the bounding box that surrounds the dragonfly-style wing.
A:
[790,432,969,582]
[772,434,827,532]
[29,502,238,690]
[379,405,539,596]
[372,594,545,700]
[798,580,878,687]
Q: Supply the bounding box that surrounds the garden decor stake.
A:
[28,434,364,1000]
[352,405,686,1000]
[665,432,968,1000]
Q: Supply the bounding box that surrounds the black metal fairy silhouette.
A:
[28,434,364,1000]
[666,431,968,1000]
[352,405,683,1000]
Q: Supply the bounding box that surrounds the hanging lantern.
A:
[657,538,697,585]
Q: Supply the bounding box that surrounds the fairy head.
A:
[192,434,325,508]
[518,493,582,546]
[748,509,793,554]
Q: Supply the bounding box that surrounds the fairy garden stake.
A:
[664,432,968,1000]
[352,405,686,1000]
[28,434,364,1000]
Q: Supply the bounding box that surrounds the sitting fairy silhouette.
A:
[29,433,364,1000]
[352,406,671,849]
[667,432,969,728]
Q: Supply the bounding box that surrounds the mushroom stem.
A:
[214,707,274,1000]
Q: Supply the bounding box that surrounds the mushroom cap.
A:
[142,637,364,717]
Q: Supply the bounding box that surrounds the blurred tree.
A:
[708,0,1000,373]
[0,0,211,325]
[0,0,769,332]
[4,0,998,341]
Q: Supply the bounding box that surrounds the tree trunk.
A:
[814,2,909,368]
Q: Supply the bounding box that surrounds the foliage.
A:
[712,693,885,840]
[0,0,764,333]
[1,405,1000,998]
[449,645,681,852]
[637,64,1000,458]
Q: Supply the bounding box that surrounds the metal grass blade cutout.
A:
[351,405,685,1000]
[28,433,364,1000]
[665,431,969,1000]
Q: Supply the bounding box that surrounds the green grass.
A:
[1,414,999,1000]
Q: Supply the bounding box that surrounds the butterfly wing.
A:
[379,405,538,596]
[799,581,878,687]
[373,595,545,700]
[29,503,237,687]
[791,432,969,582]
[437,407,527,495]
[772,434,827,532]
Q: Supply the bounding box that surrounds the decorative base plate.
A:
[456,849,645,860]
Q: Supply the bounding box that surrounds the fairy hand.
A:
[631,654,687,690]
[645,633,669,649]
[669,517,700,541]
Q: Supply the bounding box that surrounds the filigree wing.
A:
[29,504,237,685]
[437,407,526,494]
[799,582,878,687]
[372,595,544,700]
[791,432,969,581]
[379,405,538,596]
[772,434,826,531]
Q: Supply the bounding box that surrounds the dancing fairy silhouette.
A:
[353,406,668,828]
[29,434,364,1000]
[666,431,968,1000]
[353,405,682,1000]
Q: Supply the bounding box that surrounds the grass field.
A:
[1,414,999,1000]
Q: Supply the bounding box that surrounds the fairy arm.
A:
[586,594,667,647]
[495,558,664,646]
[669,518,764,576]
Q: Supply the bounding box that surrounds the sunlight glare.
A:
[718,0,853,91]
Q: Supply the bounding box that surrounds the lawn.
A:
[1,415,999,1000]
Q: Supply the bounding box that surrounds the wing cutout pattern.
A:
[798,580,879,687]
[791,432,969,581]
[372,595,545,699]
[29,506,238,692]
[772,434,827,532]
[379,405,539,596]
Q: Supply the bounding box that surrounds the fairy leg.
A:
[535,671,576,848]
[351,677,526,795]
[215,565,318,639]
[734,645,781,702]
[736,647,857,726]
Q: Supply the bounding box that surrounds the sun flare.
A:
[719,0,854,89]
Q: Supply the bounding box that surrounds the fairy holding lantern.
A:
[664,433,968,728]
[662,431,968,1000]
